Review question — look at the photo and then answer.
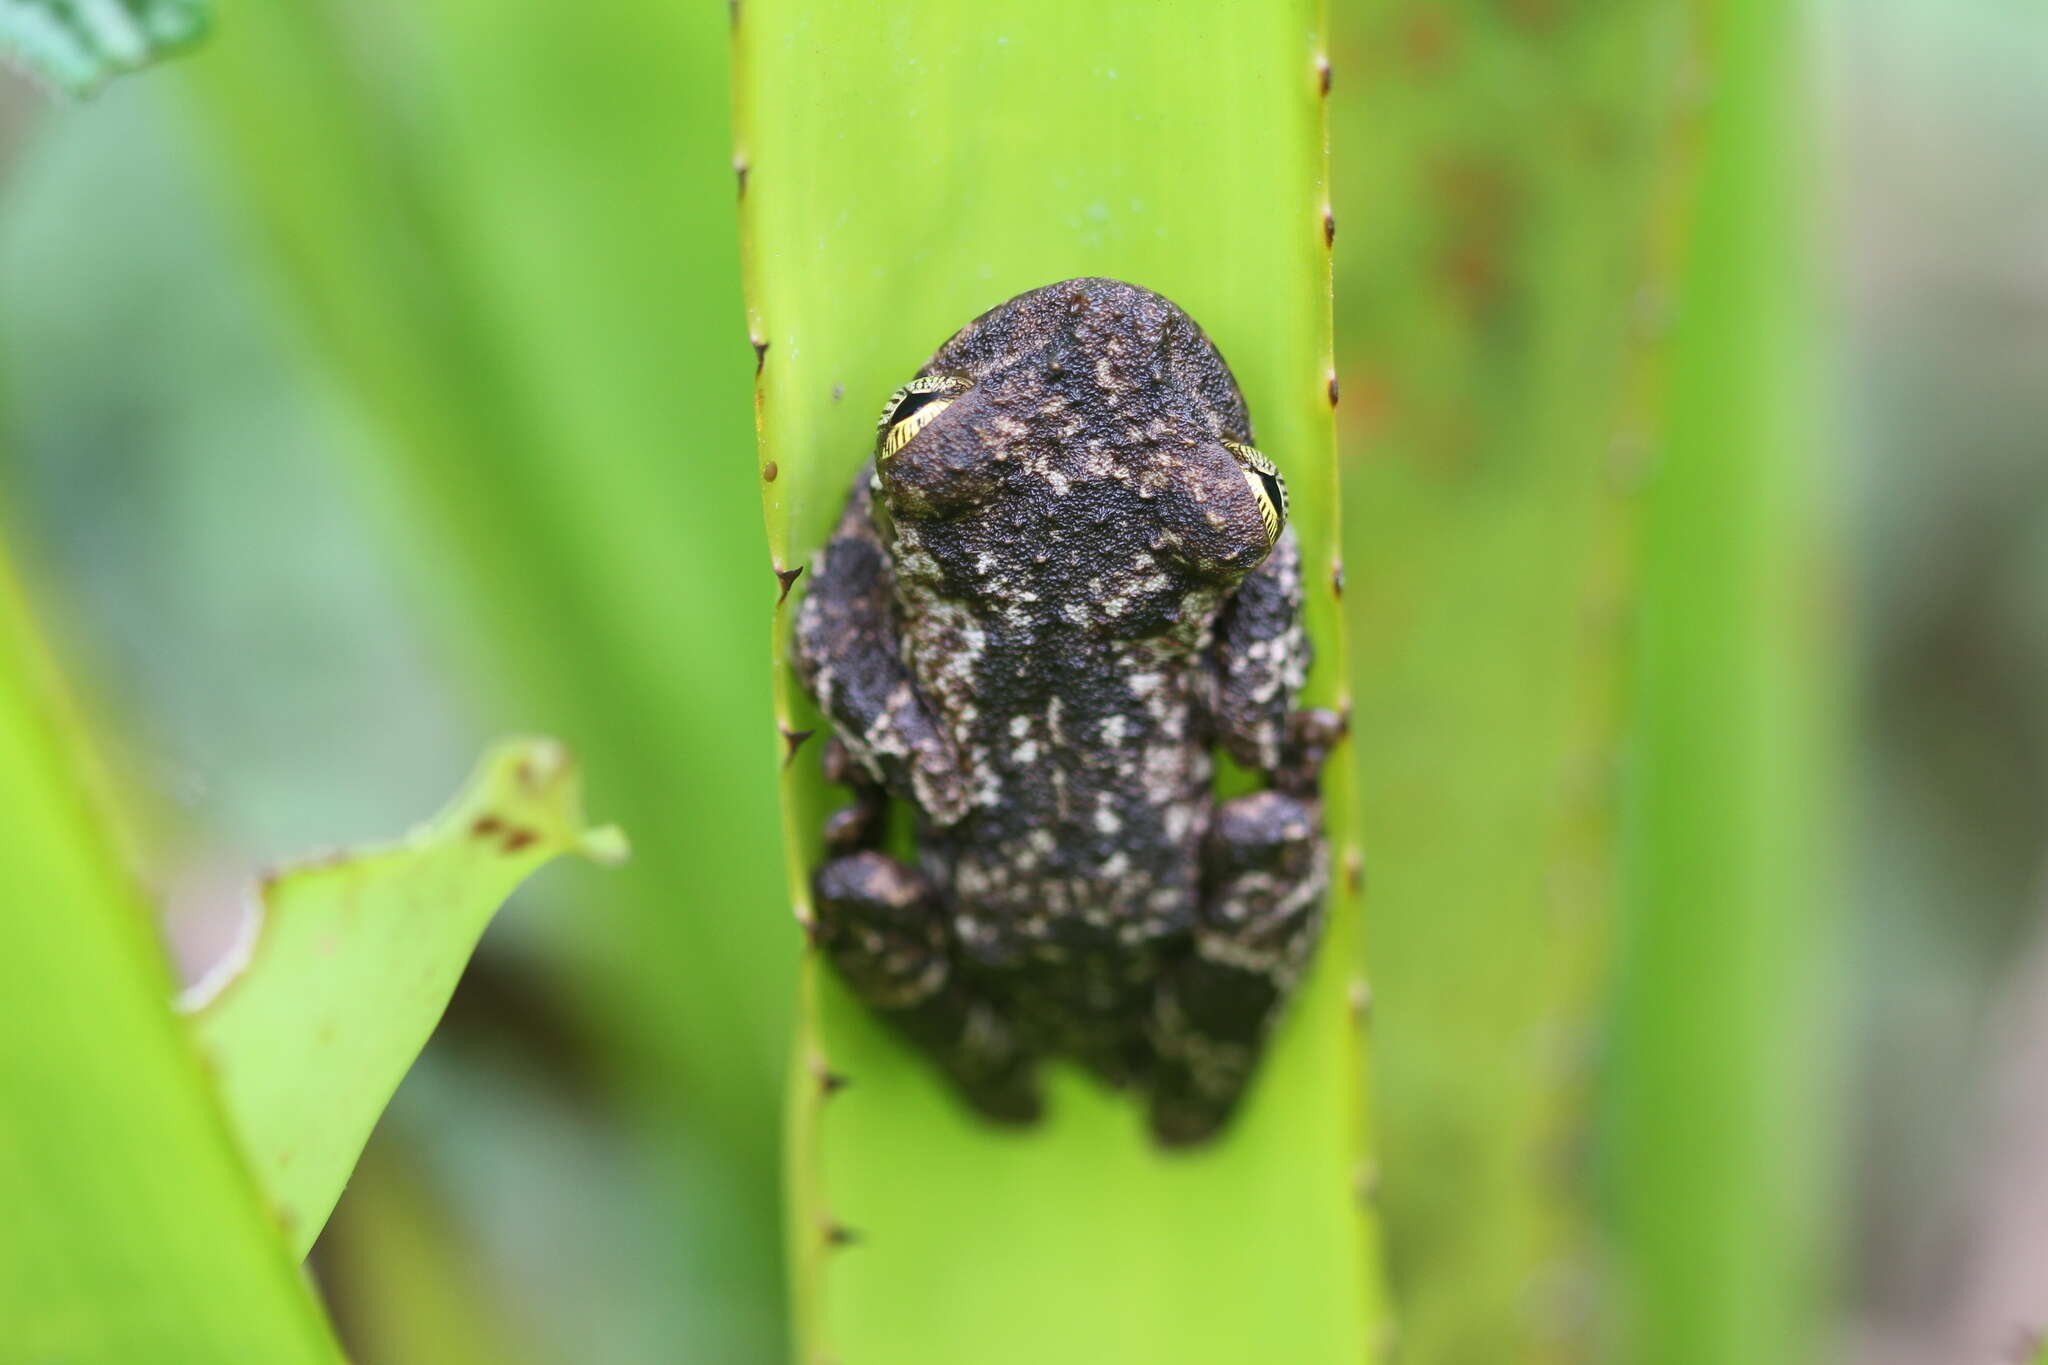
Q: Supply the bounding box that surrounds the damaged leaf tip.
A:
[183,736,623,1259]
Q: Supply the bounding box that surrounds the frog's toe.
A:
[896,989,1043,1126]
[959,1067,1044,1127]
[1149,1085,1232,1148]
[812,851,948,1010]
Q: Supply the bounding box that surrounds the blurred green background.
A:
[0,0,2042,1362]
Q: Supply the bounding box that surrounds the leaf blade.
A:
[734,5,1384,1360]
[185,737,626,1259]
[0,550,343,1364]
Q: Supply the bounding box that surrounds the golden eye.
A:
[1225,441,1287,545]
[876,375,967,459]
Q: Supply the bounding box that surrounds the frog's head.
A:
[869,278,1288,593]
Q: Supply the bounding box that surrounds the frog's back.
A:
[881,278,1270,954]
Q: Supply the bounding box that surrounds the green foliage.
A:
[181,0,793,1350]
[0,0,1842,1356]
[732,4,1381,1361]
[1333,3,1834,1360]
[186,739,626,1259]
[0,0,205,94]
[0,550,342,1364]
[1332,2,1692,1358]
[1611,1,1835,1361]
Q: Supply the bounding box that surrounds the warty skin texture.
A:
[795,277,1332,1143]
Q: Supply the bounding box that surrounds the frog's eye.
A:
[1225,441,1287,545]
[876,375,968,460]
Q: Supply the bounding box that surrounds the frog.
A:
[793,277,1339,1145]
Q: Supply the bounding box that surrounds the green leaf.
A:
[0,0,208,95]
[181,5,794,1346]
[1332,3,1692,1357]
[1611,1,1837,1362]
[183,737,627,1260]
[733,6,1383,1361]
[0,549,343,1363]
[317,1138,544,1365]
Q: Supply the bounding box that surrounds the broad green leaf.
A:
[0,549,343,1363]
[0,0,207,94]
[1331,2,1691,1358]
[733,7,1383,1361]
[1611,0,1838,1362]
[183,737,627,1260]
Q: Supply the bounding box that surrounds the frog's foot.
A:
[820,737,889,853]
[813,850,1042,1124]
[1275,706,1345,798]
[1148,790,1327,1146]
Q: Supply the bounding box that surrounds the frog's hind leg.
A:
[1148,790,1327,1145]
[812,850,1042,1124]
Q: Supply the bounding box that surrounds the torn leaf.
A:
[182,737,627,1259]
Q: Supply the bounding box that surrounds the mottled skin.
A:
[794,278,1335,1144]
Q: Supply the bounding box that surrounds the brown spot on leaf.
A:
[775,562,804,604]
[1327,371,1341,407]
[762,461,779,483]
[1322,206,1336,248]
[823,1219,862,1248]
[733,156,749,197]
[1444,242,1506,320]
[471,814,505,838]
[1316,54,1332,96]
[502,828,540,854]
[1430,158,1522,323]
[752,334,769,375]
[1331,559,1345,598]
[1401,9,1456,70]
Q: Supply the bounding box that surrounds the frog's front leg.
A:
[793,469,969,825]
[797,474,1037,1120]
[1210,526,1345,794]
[1148,790,1327,1145]
[1211,526,1311,775]
[812,851,1042,1123]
